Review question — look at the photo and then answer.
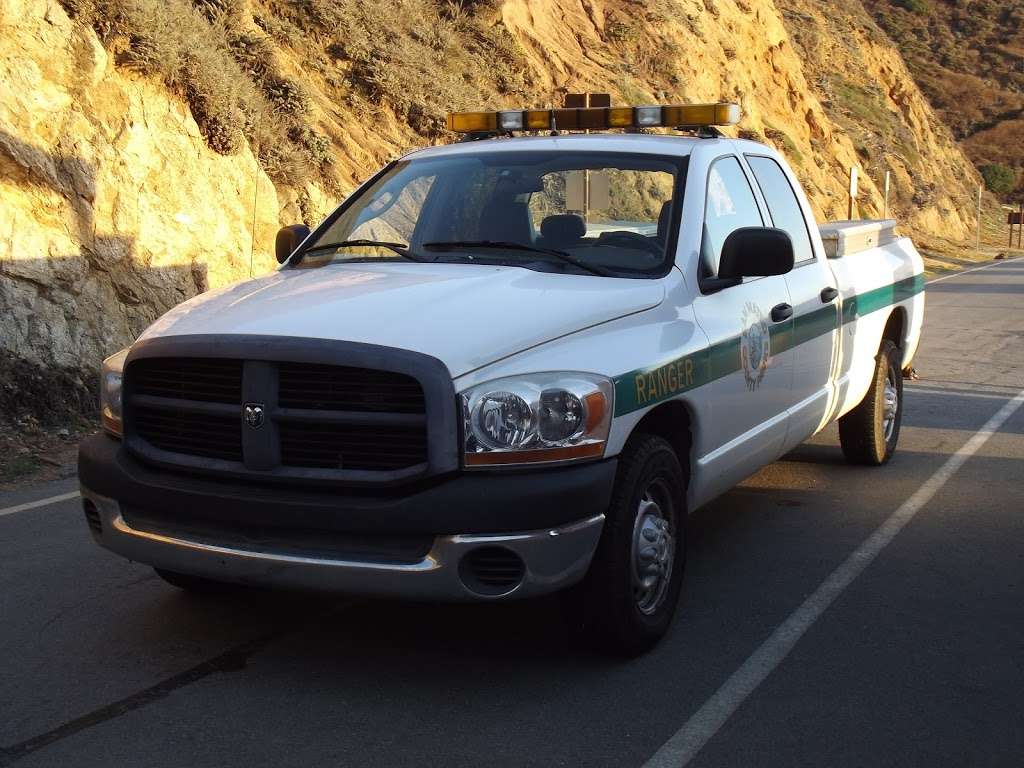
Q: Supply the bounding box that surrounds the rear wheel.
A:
[839,339,903,465]
[569,434,687,657]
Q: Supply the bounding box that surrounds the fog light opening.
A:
[458,546,525,597]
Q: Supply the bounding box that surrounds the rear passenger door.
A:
[690,155,795,497]
[746,154,840,447]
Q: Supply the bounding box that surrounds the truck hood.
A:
[139,262,664,377]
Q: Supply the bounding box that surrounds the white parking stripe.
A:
[643,387,1024,768]
[928,255,1024,284]
[905,387,1019,401]
[0,491,80,518]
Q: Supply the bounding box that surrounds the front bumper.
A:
[79,435,615,600]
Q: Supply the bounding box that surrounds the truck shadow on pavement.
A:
[148,479,841,670]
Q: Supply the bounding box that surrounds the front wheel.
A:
[569,434,687,657]
[839,339,903,465]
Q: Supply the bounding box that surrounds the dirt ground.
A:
[0,420,91,490]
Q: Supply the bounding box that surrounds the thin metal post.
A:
[249,168,259,278]
[848,167,858,221]
[976,185,982,251]
[1011,201,1019,249]
[883,170,890,219]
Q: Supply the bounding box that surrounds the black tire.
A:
[839,339,903,465]
[153,567,235,593]
[569,434,687,657]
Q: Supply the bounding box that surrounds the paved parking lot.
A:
[2,259,1022,767]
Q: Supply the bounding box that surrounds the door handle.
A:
[820,286,839,303]
[770,303,793,322]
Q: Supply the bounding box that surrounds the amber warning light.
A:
[445,103,741,134]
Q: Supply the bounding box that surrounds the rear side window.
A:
[746,156,815,264]
[702,156,763,276]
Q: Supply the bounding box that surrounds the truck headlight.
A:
[460,373,613,467]
[100,347,129,437]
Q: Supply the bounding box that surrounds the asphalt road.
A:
[2,259,1022,768]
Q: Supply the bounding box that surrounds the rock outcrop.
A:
[1,0,280,379]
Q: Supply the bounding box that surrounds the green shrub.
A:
[605,21,635,43]
[191,0,243,23]
[980,163,1017,195]
[262,76,311,117]
[895,0,930,13]
[228,32,276,78]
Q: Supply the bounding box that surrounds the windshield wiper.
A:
[422,240,611,277]
[301,239,428,262]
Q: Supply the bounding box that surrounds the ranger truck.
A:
[79,102,924,655]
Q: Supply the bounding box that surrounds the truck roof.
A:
[404,132,715,160]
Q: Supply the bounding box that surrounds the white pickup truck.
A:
[79,103,924,655]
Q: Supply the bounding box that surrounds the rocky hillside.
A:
[0,0,986,427]
[864,0,1024,188]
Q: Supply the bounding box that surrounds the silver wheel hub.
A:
[882,372,899,441]
[631,491,674,615]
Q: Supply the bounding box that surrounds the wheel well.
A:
[631,401,693,478]
[883,308,906,350]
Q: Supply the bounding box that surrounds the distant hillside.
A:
[1,0,987,426]
[863,0,1024,189]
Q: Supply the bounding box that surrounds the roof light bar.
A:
[634,106,662,126]
[445,103,741,134]
[498,110,524,131]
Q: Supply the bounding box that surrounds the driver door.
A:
[690,155,795,498]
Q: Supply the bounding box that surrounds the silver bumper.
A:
[81,487,604,600]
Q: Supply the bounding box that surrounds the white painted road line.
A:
[0,491,80,519]
[643,387,1024,768]
[905,387,1019,401]
[928,255,1024,284]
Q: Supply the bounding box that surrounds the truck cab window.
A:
[344,174,437,244]
[296,152,686,277]
[746,155,815,264]
[701,156,763,277]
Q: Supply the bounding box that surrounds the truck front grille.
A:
[134,407,243,462]
[132,358,243,403]
[124,348,440,484]
[279,362,425,413]
[279,422,428,471]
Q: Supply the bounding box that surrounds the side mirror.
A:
[718,227,794,280]
[275,224,310,264]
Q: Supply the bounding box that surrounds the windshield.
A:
[292,150,687,277]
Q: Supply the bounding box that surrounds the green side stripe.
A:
[613,273,924,416]
[841,273,923,325]
[707,336,741,381]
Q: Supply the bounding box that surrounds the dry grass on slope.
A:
[255,0,530,137]
[59,0,532,192]
[863,0,1024,180]
[61,0,333,187]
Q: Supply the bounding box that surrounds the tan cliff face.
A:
[0,0,984,407]
[498,0,978,234]
[1,0,282,380]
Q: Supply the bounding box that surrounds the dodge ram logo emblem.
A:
[243,402,265,429]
